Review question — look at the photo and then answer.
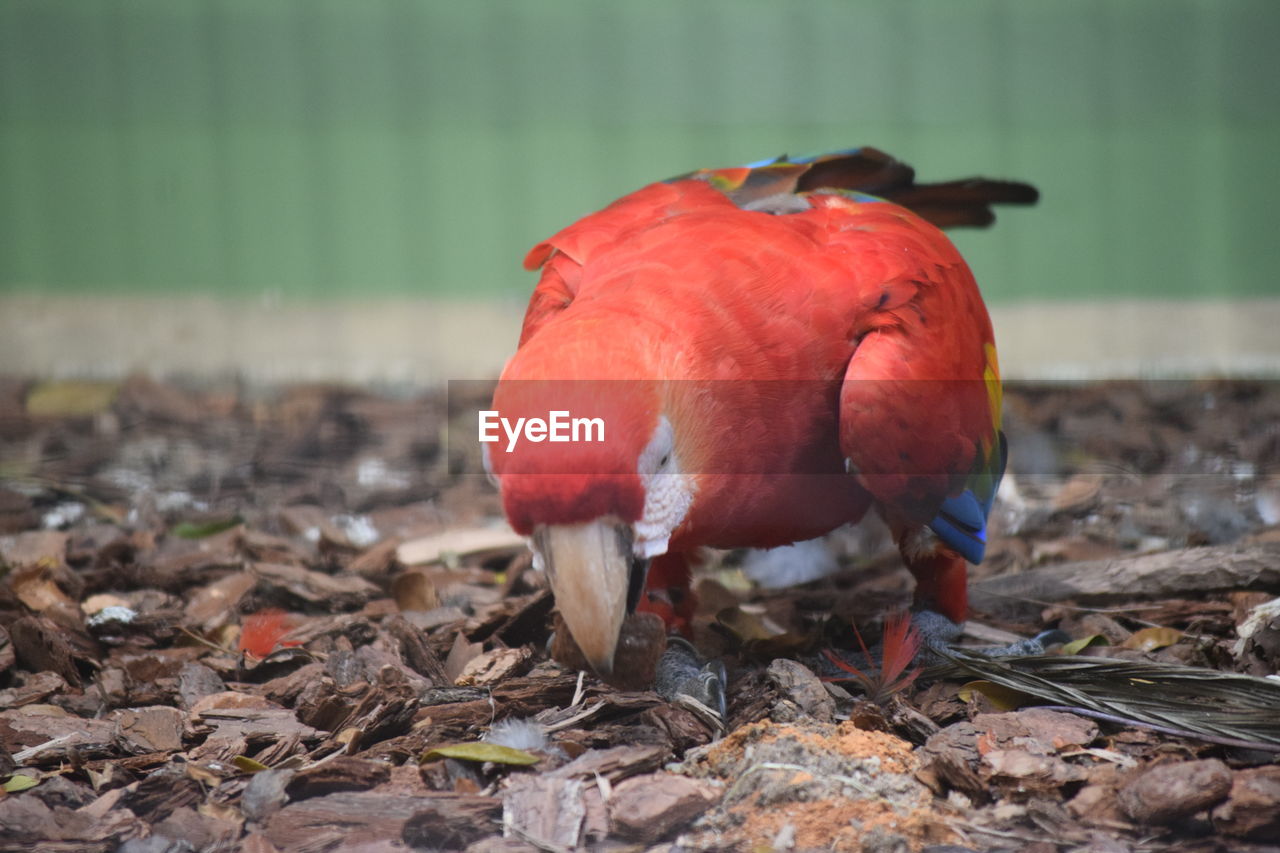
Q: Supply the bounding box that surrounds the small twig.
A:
[542,700,606,734]
[177,625,234,655]
[593,771,612,802]
[299,746,350,771]
[571,670,586,707]
[14,734,74,764]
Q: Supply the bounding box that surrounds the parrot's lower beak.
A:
[534,519,633,677]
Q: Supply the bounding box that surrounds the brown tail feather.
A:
[795,147,1039,229]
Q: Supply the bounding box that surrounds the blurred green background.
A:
[2,0,1278,380]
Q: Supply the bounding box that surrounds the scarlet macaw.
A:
[486,148,1036,678]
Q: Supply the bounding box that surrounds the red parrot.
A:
[485,148,1036,677]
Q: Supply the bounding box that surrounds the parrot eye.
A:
[638,415,676,477]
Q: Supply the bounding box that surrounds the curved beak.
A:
[535,520,632,677]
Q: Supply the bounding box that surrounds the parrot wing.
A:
[828,194,1006,563]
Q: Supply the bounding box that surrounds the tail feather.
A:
[681,147,1039,230]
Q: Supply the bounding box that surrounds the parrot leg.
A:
[636,551,698,639]
[906,546,1068,658]
[898,540,970,656]
[638,552,727,728]
[654,637,727,731]
[904,547,969,626]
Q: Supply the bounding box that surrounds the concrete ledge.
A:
[2,294,1278,383]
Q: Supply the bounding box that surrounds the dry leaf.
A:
[2,774,39,793]
[1121,626,1183,652]
[25,380,118,417]
[958,680,1035,711]
[421,742,540,766]
[1061,634,1110,655]
[234,756,271,773]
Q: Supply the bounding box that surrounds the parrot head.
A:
[485,354,697,676]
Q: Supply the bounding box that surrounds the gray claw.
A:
[973,628,1071,657]
[921,612,1070,655]
[655,637,726,731]
[911,609,965,651]
[913,611,1068,663]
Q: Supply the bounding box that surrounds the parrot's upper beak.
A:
[534,519,632,677]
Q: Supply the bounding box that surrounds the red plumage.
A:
[488,149,1033,671]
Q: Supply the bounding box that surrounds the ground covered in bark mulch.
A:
[1,375,1278,852]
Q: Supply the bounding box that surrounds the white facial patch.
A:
[633,415,694,559]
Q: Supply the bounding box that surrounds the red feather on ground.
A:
[238,608,301,658]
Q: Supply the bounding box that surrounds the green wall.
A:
[2,0,1278,302]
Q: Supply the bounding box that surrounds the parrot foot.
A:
[912,609,1071,662]
[655,637,727,733]
[910,608,964,652]
[969,628,1072,657]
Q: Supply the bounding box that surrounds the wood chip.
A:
[384,615,448,685]
[0,624,13,676]
[0,670,65,708]
[346,536,402,580]
[241,768,297,822]
[455,646,534,687]
[972,543,1280,619]
[766,659,836,723]
[1212,765,1280,841]
[550,744,667,783]
[251,562,380,610]
[0,529,68,570]
[401,794,503,849]
[192,704,322,746]
[11,561,78,612]
[608,772,720,843]
[263,791,428,851]
[391,568,440,612]
[502,775,589,850]
[183,571,256,632]
[113,706,185,754]
[285,757,391,799]
[1118,759,1233,825]
[8,615,84,687]
[444,632,483,684]
[0,705,116,765]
